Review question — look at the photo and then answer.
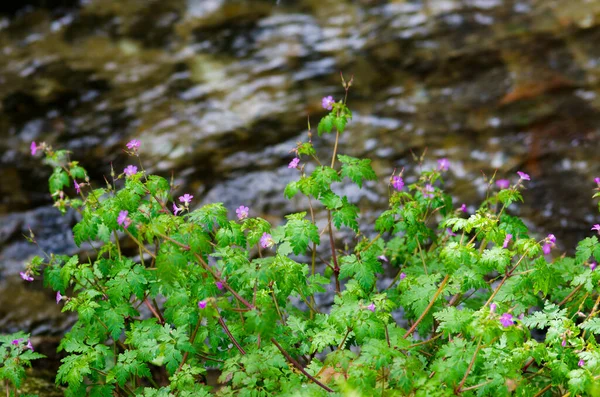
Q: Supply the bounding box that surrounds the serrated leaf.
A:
[332,197,359,232]
[338,155,377,188]
[317,114,334,136]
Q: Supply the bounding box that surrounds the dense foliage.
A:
[19,79,600,396]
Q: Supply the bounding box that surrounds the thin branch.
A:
[271,338,333,393]
[404,275,449,338]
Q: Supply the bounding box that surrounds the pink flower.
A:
[595,177,600,185]
[124,165,138,176]
[437,158,450,171]
[499,313,514,327]
[288,158,300,169]
[74,180,81,194]
[198,300,207,309]
[399,272,407,280]
[216,281,224,290]
[542,243,552,255]
[561,338,566,347]
[30,141,38,155]
[593,224,600,233]
[117,210,131,228]
[56,291,63,304]
[236,205,249,220]
[591,262,597,271]
[378,255,388,262]
[447,228,456,237]
[392,176,404,191]
[517,171,530,181]
[496,179,510,189]
[490,303,497,313]
[578,359,585,367]
[366,303,376,312]
[322,96,335,110]
[423,184,435,199]
[20,272,33,282]
[11,339,21,346]
[179,194,193,205]
[260,232,274,249]
[26,339,34,351]
[126,139,141,151]
[173,203,181,216]
[460,203,467,213]
[502,234,512,248]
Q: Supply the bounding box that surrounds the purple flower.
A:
[56,291,63,304]
[561,338,566,347]
[392,176,404,191]
[591,262,597,271]
[198,300,207,309]
[216,281,224,290]
[542,243,552,255]
[517,171,530,181]
[117,210,131,228]
[499,313,514,327]
[423,184,435,199]
[595,177,600,185]
[460,203,467,213]
[126,139,141,151]
[20,272,33,282]
[236,205,249,220]
[11,339,22,346]
[547,234,556,244]
[496,179,510,189]
[399,272,407,280]
[592,224,600,233]
[260,232,274,249]
[367,303,376,312]
[173,203,181,216]
[288,157,300,169]
[74,180,81,194]
[447,228,456,237]
[179,194,193,205]
[124,165,138,176]
[437,158,450,171]
[378,255,388,262]
[26,339,34,351]
[30,141,38,155]
[578,359,585,367]
[502,234,512,249]
[322,96,335,110]
[490,303,497,313]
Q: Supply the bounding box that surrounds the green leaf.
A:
[97,223,111,243]
[297,142,316,156]
[333,116,347,133]
[576,237,598,264]
[320,190,343,210]
[338,155,377,188]
[283,212,320,255]
[317,114,334,136]
[284,181,299,199]
[331,197,359,232]
[312,166,341,192]
[49,168,70,194]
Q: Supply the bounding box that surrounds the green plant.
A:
[0,333,45,397]
[23,78,600,396]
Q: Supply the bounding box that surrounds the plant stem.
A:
[456,335,483,393]
[533,384,552,397]
[218,316,246,355]
[271,338,333,393]
[559,284,583,306]
[327,212,341,294]
[484,248,531,307]
[404,274,449,338]
[143,298,164,324]
[177,315,203,373]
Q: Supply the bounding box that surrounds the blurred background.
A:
[1,0,600,388]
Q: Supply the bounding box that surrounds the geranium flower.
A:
[20,272,33,282]
[423,184,435,199]
[288,158,300,169]
[30,141,38,155]
[173,203,181,216]
[117,210,131,228]
[392,176,404,191]
[260,232,274,249]
[517,171,530,181]
[124,165,138,176]
[179,194,193,205]
[367,303,376,312]
[56,291,63,304]
[126,139,140,151]
[198,300,207,309]
[236,205,249,220]
[460,203,467,213]
[322,96,335,110]
[499,313,514,327]
[437,158,450,171]
[496,179,510,189]
[216,281,224,290]
[502,234,512,249]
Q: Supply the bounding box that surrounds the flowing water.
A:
[2,0,600,384]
